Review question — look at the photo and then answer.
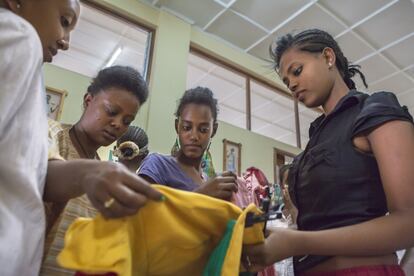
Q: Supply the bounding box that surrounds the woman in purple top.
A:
[138,87,237,201]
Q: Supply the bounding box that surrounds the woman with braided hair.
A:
[243,29,414,275]
[114,125,149,172]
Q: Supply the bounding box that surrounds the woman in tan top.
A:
[41,65,149,276]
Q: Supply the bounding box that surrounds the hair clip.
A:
[113,141,140,160]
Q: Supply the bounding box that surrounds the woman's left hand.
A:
[195,171,237,200]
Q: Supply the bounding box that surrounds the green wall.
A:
[43,0,301,182]
[43,64,89,124]
[145,11,191,154]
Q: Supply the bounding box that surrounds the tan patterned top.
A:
[41,120,99,276]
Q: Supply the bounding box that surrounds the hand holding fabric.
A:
[242,227,297,272]
[195,171,238,200]
[81,161,163,218]
[46,159,162,218]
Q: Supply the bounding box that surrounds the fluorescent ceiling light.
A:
[104,46,122,68]
[214,0,233,7]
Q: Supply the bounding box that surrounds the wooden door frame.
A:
[273,148,296,184]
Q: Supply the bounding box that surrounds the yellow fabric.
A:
[58,185,264,276]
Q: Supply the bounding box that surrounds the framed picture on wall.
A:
[46,86,67,121]
[223,139,241,176]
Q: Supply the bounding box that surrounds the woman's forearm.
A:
[44,159,94,202]
[296,210,414,257]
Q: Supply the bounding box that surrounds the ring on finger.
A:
[104,198,115,209]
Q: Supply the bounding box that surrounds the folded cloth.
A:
[58,185,264,276]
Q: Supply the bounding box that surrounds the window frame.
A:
[188,47,319,149]
[81,0,156,82]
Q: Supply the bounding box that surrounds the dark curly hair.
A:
[270,29,368,90]
[175,86,219,122]
[87,65,148,104]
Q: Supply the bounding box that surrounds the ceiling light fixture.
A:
[214,0,233,8]
[104,46,122,68]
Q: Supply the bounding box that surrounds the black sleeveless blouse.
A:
[289,90,413,273]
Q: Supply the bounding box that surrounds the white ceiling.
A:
[141,0,414,115]
[52,3,151,78]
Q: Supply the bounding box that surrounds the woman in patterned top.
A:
[41,65,150,276]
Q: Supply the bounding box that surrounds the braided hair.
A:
[270,29,368,90]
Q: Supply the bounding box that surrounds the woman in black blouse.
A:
[244,29,414,275]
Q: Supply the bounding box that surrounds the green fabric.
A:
[203,219,236,276]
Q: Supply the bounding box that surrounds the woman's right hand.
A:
[195,171,237,200]
[243,227,299,272]
[80,161,163,218]
[45,160,163,219]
